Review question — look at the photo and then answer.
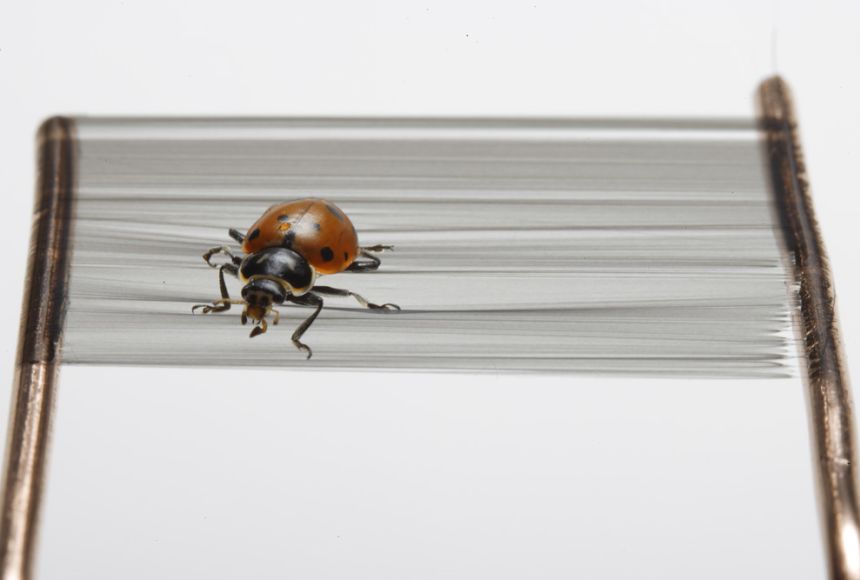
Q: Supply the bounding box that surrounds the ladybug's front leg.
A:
[286,293,324,359]
[202,246,243,268]
[192,264,242,314]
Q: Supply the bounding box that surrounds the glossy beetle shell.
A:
[242,198,360,275]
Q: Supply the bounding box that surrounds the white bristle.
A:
[63,118,797,376]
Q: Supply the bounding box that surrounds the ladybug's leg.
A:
[312,285,400,311]
[362,244,394,253]
[286,293,324,359]
[192,264,242,314]
[228,228,245,244]
[346,245,394,272]
[346,250,381,272]
[203,246,242,268]
[194,298,244,314]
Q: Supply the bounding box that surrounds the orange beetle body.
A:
[242,198,359,276]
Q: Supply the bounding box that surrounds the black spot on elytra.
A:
[325,204,344,221]
[321,246,334,262]
[281,230,296,247]
[343,251,349,261]
[248,228,261,241]
[277,214,290,222]
[314,223,321,231]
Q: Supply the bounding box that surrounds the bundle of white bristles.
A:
[61,118,795,376]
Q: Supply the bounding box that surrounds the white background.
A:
[1,1,858,578]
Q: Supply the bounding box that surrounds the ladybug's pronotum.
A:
[193,198,399,358]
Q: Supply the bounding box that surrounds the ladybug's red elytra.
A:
[242,198,360,275]
[193,198,399,358]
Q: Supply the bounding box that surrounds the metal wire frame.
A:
[759,77,860,579]
[0,117,76,580]
[0,79,857,578]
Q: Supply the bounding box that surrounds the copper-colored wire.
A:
[759,77,860,580]
[0,117,76,580]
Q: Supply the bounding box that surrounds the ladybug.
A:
[193,198,399,358]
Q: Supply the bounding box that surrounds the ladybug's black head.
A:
[237,248,315,337]
[240,279,286,337]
